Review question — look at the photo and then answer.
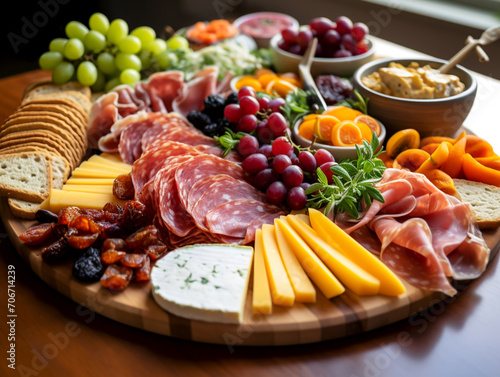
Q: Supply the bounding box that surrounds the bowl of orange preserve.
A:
[292,106,386,160]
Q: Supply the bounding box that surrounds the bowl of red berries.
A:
[270,16,375,77]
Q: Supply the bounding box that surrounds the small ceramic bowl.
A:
[292,117,386,161]
[270,33,375,78]
[233,12,299,49]
[352,57,478,138]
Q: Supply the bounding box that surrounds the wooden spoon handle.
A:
[467,36,490,63]
[439,41,478,74]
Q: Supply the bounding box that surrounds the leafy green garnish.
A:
[214,128,249,157]
[282,89,320,127]
[335,89,369,114]
[305,132,386,219]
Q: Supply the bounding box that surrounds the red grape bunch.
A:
[278,16,370,58]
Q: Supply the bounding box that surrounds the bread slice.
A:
[0,152,52,202]
[23,81,91,100]
[453,178,500,229]
[7,198,40,220]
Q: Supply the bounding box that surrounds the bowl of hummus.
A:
[352,58,477,138]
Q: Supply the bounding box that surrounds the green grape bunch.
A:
[38,12,190,92]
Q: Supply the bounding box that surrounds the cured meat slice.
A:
[119,121,151,164]
[146,71,185,112]
[243,211,288,244]
[190,176,266,231]
[141,120,203,151]
[152,127,217,148]
[186,174,231,213]
[131,141,202,195]
[172,67,218,117]
[175,154,249,211]
[205,199,283,239]
[154,155,196,237]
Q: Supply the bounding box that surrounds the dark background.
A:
[1,0,499,79]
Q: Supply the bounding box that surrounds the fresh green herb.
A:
[184,273,196,284]
[305,132,386,219]
[335,89,369,114]
[214,128,250,157]
[282,89,319,127]
[201,277,209,284]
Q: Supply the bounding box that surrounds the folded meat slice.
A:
[338,168,490,296]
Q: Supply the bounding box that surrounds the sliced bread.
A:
[453,178,500,229]
[0,152,52,202]
[7,198,40,220]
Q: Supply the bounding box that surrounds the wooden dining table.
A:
[1,37,500,377]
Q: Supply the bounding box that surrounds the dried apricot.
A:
[100,264,133,291]
[415,142,450,174]
[19,223,54,246]
[462,153,500,187]
[423,169,457,196]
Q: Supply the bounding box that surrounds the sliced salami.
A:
[131,141,202,195]
[154,127,217,147]
[175,154,249,211]
[141,120,203,152]
[186,174,232,213]
[243,211,288,244]
[154,155,196,237]
[190,176,266,231]
[205,199,283,239]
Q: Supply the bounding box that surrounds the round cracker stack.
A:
[0,82,91,219]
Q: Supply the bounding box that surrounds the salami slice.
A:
[131,141,202,195]
[141,120,203,152]
[175,154,249,211]
[205,199,283,238]
[154,127,217,148]
[190,176,266,231]
[187,174,232,213]
[154,155,196,237]
[243,211,288,244]
[119,122,151,164]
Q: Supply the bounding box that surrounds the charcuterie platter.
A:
[1,12,500,346]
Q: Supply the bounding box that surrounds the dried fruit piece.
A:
[113,173,135,200]
[72,246,104,282]
[58,206,82,225]
[146,245,168,261]
[42,237,69,262]
[66,215,101,249]
[135,257,151,282]
[35,209,58,223]
[393,149,430,172]
[19,223,54,246]
[101,250,126,264]
[100,264,133,291]
[119,201,147,231]
[121,253,147,268]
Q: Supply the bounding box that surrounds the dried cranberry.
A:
[113,173,135,200]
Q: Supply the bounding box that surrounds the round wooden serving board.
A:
[2,198,499,346]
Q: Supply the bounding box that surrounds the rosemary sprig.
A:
[305,132,386,220]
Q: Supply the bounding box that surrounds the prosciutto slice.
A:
[338,168,490,296]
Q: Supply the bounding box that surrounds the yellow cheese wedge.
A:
[308,209,406,296]
[252,228,272,315]
[87,154,132,170]
[286,215,380,296]
[261,224,295,307]
[78,161,130,174]
[70,168,123,179]
[274,219,316,303]
[42,189,126,213]
[61,184,114,194]
[294,213,311,226]
[65,178,115,185]
[99,152,125,163]
[275,219,344,299]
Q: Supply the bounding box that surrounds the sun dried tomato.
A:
[135,257,151,282]
[119,201,147,231]
[58,207,82,225]
[113,173,135,200]
[146,245,168,261]
[121,253,147,268]
[19,223,54,246]
[42,237,69,262]
[100,264,133,291]
[35,209,58,223]
[101,250,126,264]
